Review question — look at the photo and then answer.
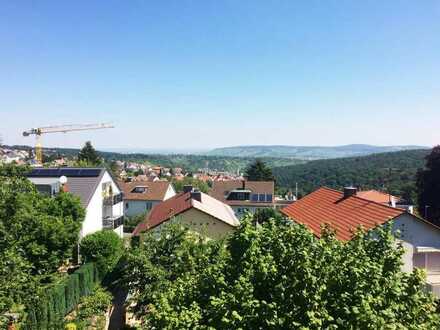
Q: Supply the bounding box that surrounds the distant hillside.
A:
[207,144,426,159]
[273,149,430,202]
[6,145,304,173]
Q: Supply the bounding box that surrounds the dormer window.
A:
[131,186,148,193]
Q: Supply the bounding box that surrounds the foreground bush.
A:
[80,230,124,272]
[125,213,440,329]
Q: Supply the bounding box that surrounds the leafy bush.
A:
[77,286,112,322]
[125,213,440,329]
[80,230,124,273]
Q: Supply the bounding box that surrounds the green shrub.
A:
[80,231,124,273]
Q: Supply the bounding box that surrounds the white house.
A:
[28,168,124,238]
[119,180,176,217]
[281,187,440,297]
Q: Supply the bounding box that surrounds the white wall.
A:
[81,170,124,238]
[392,214,440,273]
[164,184,176,200]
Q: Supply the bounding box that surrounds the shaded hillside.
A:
[273,149,430,201]
[208,144,425,159]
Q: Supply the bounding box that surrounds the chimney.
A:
[242,180,246,190]
[183,185,193,193]
[191,189,202,202]
[343,186,357,198]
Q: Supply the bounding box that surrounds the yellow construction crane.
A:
[23,123,114,164]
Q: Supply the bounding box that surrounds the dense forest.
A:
[273,149,430,202]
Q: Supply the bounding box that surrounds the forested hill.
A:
[273,149,430,201]
[208,144,425,159]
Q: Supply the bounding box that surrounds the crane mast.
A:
[23,123,114,165]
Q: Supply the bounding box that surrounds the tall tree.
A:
[244,159,274,181]
[77,141,101,165]
[124,213,440,329]
[417,146,440,223]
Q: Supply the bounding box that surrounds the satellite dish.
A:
[59,176,68,185]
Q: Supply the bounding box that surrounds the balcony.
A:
[102,215,124,230]
[103,192,124,206]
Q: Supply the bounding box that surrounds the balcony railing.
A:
[103,192,124,206]
[102,215,124,230]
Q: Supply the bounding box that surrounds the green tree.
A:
[80,230,124,272]
[77,141,101,165]
[417,146,440,223]
[0,164,84,319]
[171,176,210,193]
[244,159,274,181]
[125,212,440,329]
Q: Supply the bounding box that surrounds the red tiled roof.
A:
[133,191,239,235]
[357,190,401,205]
[280,187,405,241]
[118,180,173,201]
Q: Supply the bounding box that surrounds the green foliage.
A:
[80,230,124,273]
[125,213,440,329]
[274,149,429,197]
[76,286,112,322]
[124,213,147,233]
[417,146,440,223]
[171,176,210,193]
[0,164,84,318]
[244,159,274,181]
[77,141,101,166]
[22,263,102,329]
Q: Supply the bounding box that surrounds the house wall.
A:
[164,184,176,200]
[124,200,160,217]
[81,171,124,238]
[154,208,236,240]
[392,214,440,273]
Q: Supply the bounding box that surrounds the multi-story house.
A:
[27,167,124,238]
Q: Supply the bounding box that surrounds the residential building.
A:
[281,186,440,296]
[133,186,239,239]
[209,180,276,217]
[119,180,176,217]
[27,168,124,238]
[357,189,414,214]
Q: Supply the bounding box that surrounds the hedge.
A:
[22,262,105,329]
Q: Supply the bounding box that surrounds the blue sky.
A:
[0,1,439,150]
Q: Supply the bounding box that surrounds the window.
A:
[131,186,147,193]
[125,203,129,209]
[266,194,273,202]
[146,202,153,210]
[258,194,265,202]
[251,194,259,202]
[413,252,440,272]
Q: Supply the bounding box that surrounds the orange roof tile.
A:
[281,187,405,241]
[357,190,401,205]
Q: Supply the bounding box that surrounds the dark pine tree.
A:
[78,141,101,165]
[244,159,274,181]
[417,146,440,224]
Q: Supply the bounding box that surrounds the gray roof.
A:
[27,168,105,207]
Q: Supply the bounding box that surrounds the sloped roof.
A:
[27,167,106,208]
[209,180,275,206]
[281,187,405,241]
[357,190,401,205]
[118,180,173,201]
[133,191,239,235]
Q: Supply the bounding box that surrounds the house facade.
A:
[209,180,276,218]
[133,186,239,240]
[28,168,124,238]
[281,186,440,296]
[119,180,176,217]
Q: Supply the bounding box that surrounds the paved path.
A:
[108,288,128,330]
